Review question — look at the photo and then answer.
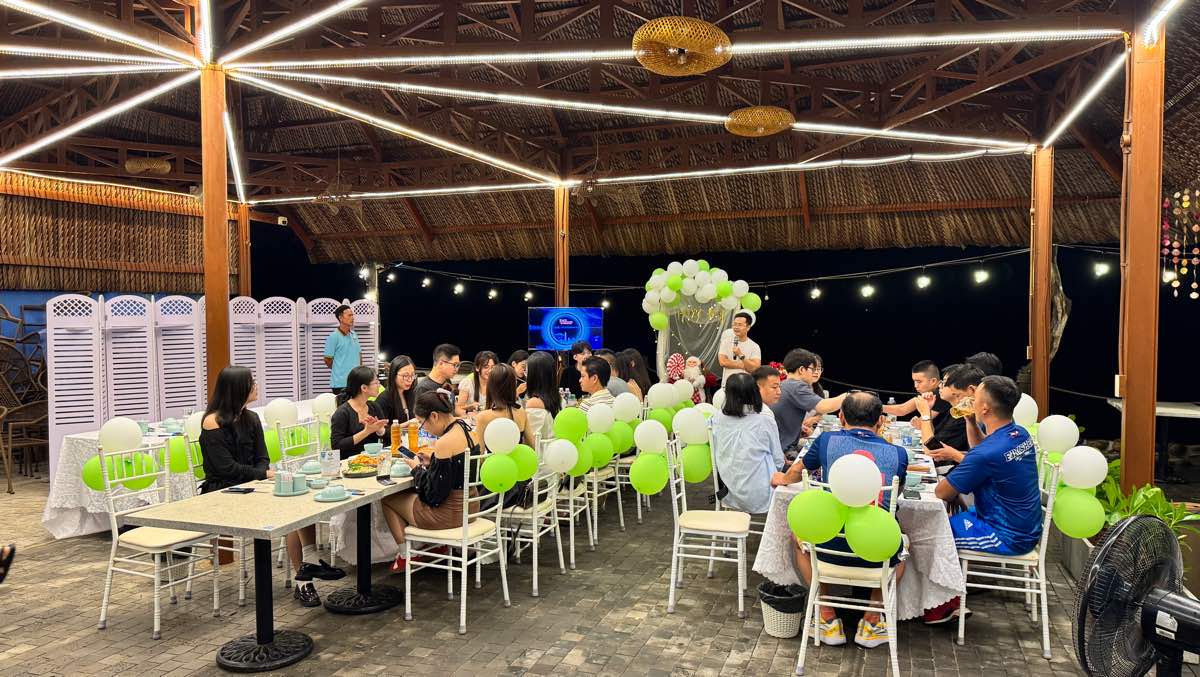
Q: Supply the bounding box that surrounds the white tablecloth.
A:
[752,484,966,621]
[42,401,315,539]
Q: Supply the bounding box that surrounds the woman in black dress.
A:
[374,355,417,427]
[329,366,388,459]
[199,365,343,607]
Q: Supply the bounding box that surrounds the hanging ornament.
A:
[632,17,732,77]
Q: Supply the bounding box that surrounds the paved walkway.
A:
[0,476,1084,676]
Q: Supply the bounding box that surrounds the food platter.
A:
[345,453,381,477]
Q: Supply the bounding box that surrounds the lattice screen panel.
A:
[229,296,262,407]
[259,296,299,401]
[103,296,156,421]
[155,296,204,419]
[352,299,380,373]
[46,294,103,477]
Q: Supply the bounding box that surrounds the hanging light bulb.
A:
[973,269,990,284]
[601,299,611,309]
[378,352,387,361]
[1163,269,1178,283]
[809,287,821,300]
[453,282,465,295]
[386,272,396,282]
[523,290,534,302]
[358,266,369,280]
[488,288,498,299]
[916,274,932,289]
[1093,262,1111,278]
[421,276,432,287]
[763,293,770,301]
[860,283,875,298]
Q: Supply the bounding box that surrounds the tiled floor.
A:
[0,475,1085,676]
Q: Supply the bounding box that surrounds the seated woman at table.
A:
[616,348,652,402]
[458,350,497,412]
[375,355,417,426]
[778,390,907,650]
[199,365,344,608]
[474,363,531,451]
[380,389,479,572]
[523,351,561,442]
[330,366,388,459]
[711,373,785,515]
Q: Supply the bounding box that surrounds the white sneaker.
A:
[854,618,889,648]
[818,617,847,646]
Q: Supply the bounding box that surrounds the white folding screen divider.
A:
[351,299,380,374]
[46,294,104,478]
[229,296,263,407]
[103,296,158,422]
[258,296,300,402]
[297,297,309,399]
[198,296,208,395]
[303,297,341,396]
[154,296,205,420]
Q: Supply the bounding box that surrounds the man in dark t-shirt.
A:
[882,360,949,425]
[916,364,984,468]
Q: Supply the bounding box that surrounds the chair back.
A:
[98,438,178,538]
[276,419,320,470]
[1035,464,1061,560]
[664,438,688,524]
[526,407,551,448]
[800,469,902,586]
[460,438,505,536]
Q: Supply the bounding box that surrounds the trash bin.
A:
[759,581,807,638]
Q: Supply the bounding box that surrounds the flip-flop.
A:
[0,544,14,584]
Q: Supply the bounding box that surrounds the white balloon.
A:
[264,398,299,429]
[828,453,882,507]
[694,291,712,304]
[673,378,695,402]
[184,411,203,442]
[673,408,708,445]
[1013,393,1039,428]
[312,392,338,418]
[544,439,579,473]
[720,296,739,310]
[1037,414,1079,454]
[682,259,699,277]
[694,270,711,287]
[667,261,684,276]
[483,417,520,453]
[680,278,698,296]
[641,298,659,315]
[646,382,677,409]
[634,419,669,454]
[700,283,717,300]
[613,392,642,422]
[710,268,729,284]
[712,389,726,411]
[659,287,678,304]
[1060,445,1108,488]
[586,402,615,434]
[99,417,143,453]
[732,280,750,298]
[695,402,718,418]
[649,274,666,290]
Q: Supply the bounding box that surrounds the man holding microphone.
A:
[718,311,761,386]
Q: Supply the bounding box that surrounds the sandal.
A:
[0,544,14,584]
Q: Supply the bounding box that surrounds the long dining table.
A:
[123,464,411,672]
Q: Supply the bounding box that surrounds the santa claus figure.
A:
[682,356,707,404]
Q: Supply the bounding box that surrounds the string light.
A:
[916,274,932,289]
[453,282,465,295]
[1163,269,1178,283]
[378,352,387,361]
[223,110,247,204]
[763,293,770,301]
[1042,50,1128,147]
[0,43,185,64]
[386,272,396,282]
[0,63,189,79]
[860,283,876,298]
[0,0,200,65]
[1143,0,1184,45]
[601,299,611,309]
[488,288,498,299]
[422,277,432,288]
[809,287,822,300]
[1093,262,1111,278]
[524,290,534,302]
[229,73,560,184]
[358,266,369,279]
[247,181,556,206]
[219,0,363,65]
[731,28,1124,56]
[0,71,199,167]
[973,269,991,284]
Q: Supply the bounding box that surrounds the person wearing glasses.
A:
[770,348,846,452]
[414,343,468,416]
[376,355,417,425]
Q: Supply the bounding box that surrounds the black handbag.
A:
[414,420,477,508]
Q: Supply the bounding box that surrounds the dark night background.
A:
[252,221,1200,443]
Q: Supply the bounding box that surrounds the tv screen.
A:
[528,307,604,351]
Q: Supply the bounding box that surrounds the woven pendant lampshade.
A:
[632,17,732,77]
[724,106,796,137]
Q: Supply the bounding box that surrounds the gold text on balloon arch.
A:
[676,305,725,325]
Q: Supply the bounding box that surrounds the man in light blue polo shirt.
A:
[324,304,360,395]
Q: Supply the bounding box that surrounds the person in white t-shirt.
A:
[718,311,762,385]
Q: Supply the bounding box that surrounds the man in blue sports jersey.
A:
[928,375,1041,623]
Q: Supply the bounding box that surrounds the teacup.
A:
[318,485,348,500]
[905,474,923,488]
[391,463,412,478]
[307,477,329,490]
[300,461,322,474]
[364,442,383,456]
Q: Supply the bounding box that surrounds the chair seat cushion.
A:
[618,456,637,465]
[959,548,1039,562]
[509,497,555,516]
[814,561,890,583]
[588,466,615,481]
[119,526,210,550]
[407,518,496,542]
[679,510,750,534]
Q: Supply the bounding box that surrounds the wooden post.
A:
[1028,146,1053,414]
[236,202,251,297]
[1119,30,1165,491]
[201,67,230,394]
[554,185,570,306]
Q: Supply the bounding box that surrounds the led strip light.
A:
[224,110,247,204]
[0,0,199,66]
[0,70,200,167]
[792,120,1030,150]
[0,63,190,79]
[230,72,560,184]
[228,48,635,70]
[198,0,214,64]
[1042,49,1128,147]
[219,0,366,65]
[0,44,184,64]
[1143,0,1184,45]
[248,181,556,206]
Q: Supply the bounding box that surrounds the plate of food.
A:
[345,453,380,477]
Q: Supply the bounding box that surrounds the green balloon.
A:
[741,292,762,312]
[605,420,634,455]
[82,453,159,492]
[284,427,311,456]
[844,505,902,563]
[509,444,538,482]
[630,453,669,495]
[161,436,191,474]
[80,455,106,492]
[629,418,642,431]
[678,399,694,409]
[787,490,847,544]
[667,274,683,291]
[653,267,666,277]
[681,444,712,483]
[264,429,282,463]
[480,454,518,494]
[190,442,206,480]
[697,260,710,272]
[715,281,733,298]
[649,408,674,434]
[553,408,588,443]
[583,433,615,469]
[649,312,669,331]
[567,441,593,477]
[319,422,331,451]
[1053,488,1105,539]
[1046,451,1064,464]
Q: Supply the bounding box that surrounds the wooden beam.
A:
[1028,147,1053,415]
[276,204,315,251]
[584,198,602,232]
[402,197,435,244]
[237,202,251,297]
[1069,121,1123,183]
[1119,26,1165,491]
[797,172,812,230]
[201,67,230,394]
[554,185,569,306]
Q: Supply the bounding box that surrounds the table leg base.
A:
[216,630,312,673]
[323,584,402,615]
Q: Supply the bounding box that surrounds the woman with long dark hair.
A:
[474,364,530,451]
[329,365,387,459]
[710,373,785,515]
[199,365,343,606]
[458,350,497,412]
[375,355,417,424]
[617,348,652,402]
[523,351,561,417]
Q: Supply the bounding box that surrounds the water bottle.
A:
[886,396,897,423]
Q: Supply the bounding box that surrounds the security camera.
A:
[277,216,288,226]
